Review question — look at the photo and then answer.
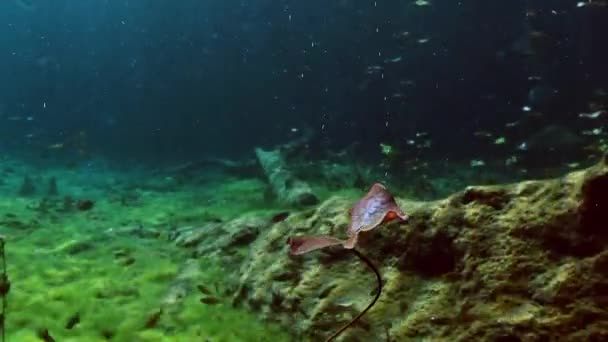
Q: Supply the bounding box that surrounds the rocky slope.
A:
[170,154,608,341]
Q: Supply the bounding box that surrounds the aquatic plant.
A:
[46,177,58,197]
[287,183,408,341]
[0,236,10,342]
[18,175,35,196]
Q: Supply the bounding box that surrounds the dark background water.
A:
[1,0,606,164]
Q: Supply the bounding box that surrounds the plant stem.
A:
[325,248,382,341]
[0,237,6,342]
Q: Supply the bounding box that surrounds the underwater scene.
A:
[1,0,608,341]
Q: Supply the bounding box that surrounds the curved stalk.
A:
[325,248,382,342]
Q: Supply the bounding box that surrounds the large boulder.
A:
[228,155,608,341]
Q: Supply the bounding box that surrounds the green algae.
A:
[1,165,294,341]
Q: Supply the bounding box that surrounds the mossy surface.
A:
[6,155,605,341]
[0,160,293,341]
[232,157,608,341]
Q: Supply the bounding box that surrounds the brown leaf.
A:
[287,235,344,255]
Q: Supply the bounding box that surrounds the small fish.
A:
[197,284,214,296]
[143,309,162,329]
[505,121,520,128]
[271,211,290,223]
[473,131,493,138]
[384,56,402,63]
[417,140,432,149]
[582,128,603,136]
[366,65,383,74]
[65,312,80,329]
[400,80,416,86]
[578,110,604,119]
[200,297,221,305]
[494,137,506,145]
[517,142,528,151]
[470,160,485,167]
[76,199,94,211]
[587,0,608,8]
[37,329,56,342]
[415,132,428,137]
[417,38,430,44]
[393,31,410,39]
[525,9,538,17]
[505,156,518,166]
[380,143,393,155]
[414,0,430,6]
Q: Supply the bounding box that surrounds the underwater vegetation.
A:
[2,145,608,341]
[0,237,10,342]
[0,0,607,341]
[288,183,408,341]
[0,159,293,341]
[288,183,408,255]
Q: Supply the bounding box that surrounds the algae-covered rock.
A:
[227,157,608,341]
[161,259,201,313]
[171,223,222,248]
[255,147,319,207]
[168,213,269,260]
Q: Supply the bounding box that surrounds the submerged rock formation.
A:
[225,155,608,341]
[255,147,319,207]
